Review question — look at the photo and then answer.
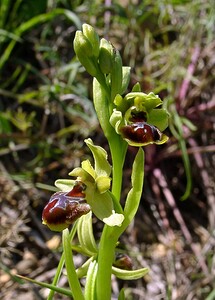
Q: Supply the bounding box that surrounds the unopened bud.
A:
[82,24,100,58]
[110,49,123,100]
[99,38,114,74]
[74,31,98,76]
[114,253,133,270]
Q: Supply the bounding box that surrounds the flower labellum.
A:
[114,253,133,270]
[120,121,163,146]
[42,181,91,232]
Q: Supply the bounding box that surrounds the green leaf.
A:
[118,288,126,300]
[47,223,78,300]
[63,229,84,300]
[170,107,192,200]
[85,260,98,300]
[112,266,149,280]
[121,148,144,231]
[77,211,98,256]
[181,116,197,131]
[205,288,215,300]
[15,275,73,297]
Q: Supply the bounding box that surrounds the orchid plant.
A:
[41,24,169,300]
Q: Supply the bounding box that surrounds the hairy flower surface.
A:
[110,90,169,147]
[42,182,90,232]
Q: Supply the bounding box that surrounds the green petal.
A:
[81,160,96,179]
[96,176,111,193]
[55,179,76,191]
[86,190,113,223]
[69,165,94,183]
[109,109,123,134]
[85,138,111,177]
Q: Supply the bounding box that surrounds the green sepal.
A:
[147,108,169,131]
[131,82,141,92]
[77,211,98,256]
[87,189,124,227]
[124,91,162,112]
[112,266,149,280]
[85,138,111,178]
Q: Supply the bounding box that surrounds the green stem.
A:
[96,136,127,300]
[96,225,118,300]
[109,136,127,201]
